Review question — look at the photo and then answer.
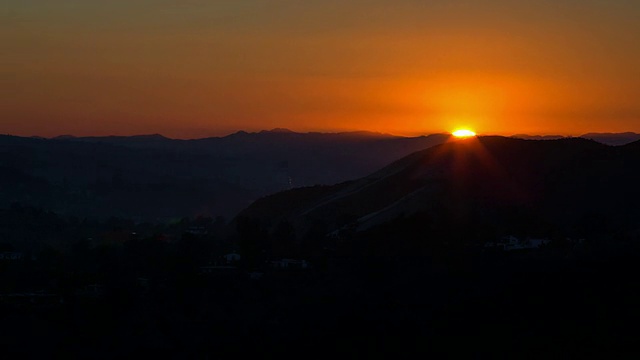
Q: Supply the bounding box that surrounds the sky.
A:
[2,0,639,138]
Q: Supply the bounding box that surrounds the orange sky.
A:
[2,1,639,138]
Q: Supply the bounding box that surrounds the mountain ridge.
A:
[41,130,640,146]
[237,136,640,235]
[0,132,450,220]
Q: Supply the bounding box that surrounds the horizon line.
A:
[3,128,640,141]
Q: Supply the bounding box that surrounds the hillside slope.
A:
[238,136,640,235]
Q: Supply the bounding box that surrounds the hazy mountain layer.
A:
[511,132,640,146]
[0,130,448,220]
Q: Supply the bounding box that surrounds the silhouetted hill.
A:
[259,128,297,134]
[623,138,640,149]
[511,134,564,140]
[239,136,640,237]
[0,131,448,220]
[580,132,640,146]
[511,132,640,146]
[56,134,172,148]
[3,135,640,358]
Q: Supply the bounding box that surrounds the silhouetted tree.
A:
[271,220,297,258]
[236,217,268,268]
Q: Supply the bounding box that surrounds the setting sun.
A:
[452,129,477,138]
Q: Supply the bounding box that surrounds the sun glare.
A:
[452,129,476,138]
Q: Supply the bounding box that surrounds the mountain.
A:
[238,136,640,238]
[0,131,449,220]
[511,134,565,141]
[580,132,640,146]
[511,133,640,146]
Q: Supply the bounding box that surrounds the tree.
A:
[236,217,268,268]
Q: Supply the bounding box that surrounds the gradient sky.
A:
[2,0,639,138]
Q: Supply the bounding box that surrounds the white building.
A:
[485,236,551,251]
[0,252,23,260]
[224,253,241,263]
[269,259,309,270]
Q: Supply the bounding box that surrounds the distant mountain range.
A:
[239,136,640,237]
[0,130,449,220]
[512,132,640,146]
[3,129,639,221]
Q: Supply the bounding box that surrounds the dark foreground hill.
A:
[0,130,448,220]
[239,136,640,238]
[3,136,640,357]
[221,136,640,357]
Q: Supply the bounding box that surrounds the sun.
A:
[452,129,476,138]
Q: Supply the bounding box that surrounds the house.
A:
[1,291,64,306]
[200,253,242,274]
[223,253,241,264]
[485,236,551,251]
[200,265,237,274]
[528,238,552,248]
[269,258,309,270]
[75,284,105,298]
[0,252,23,261]
[186,226,208,236]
